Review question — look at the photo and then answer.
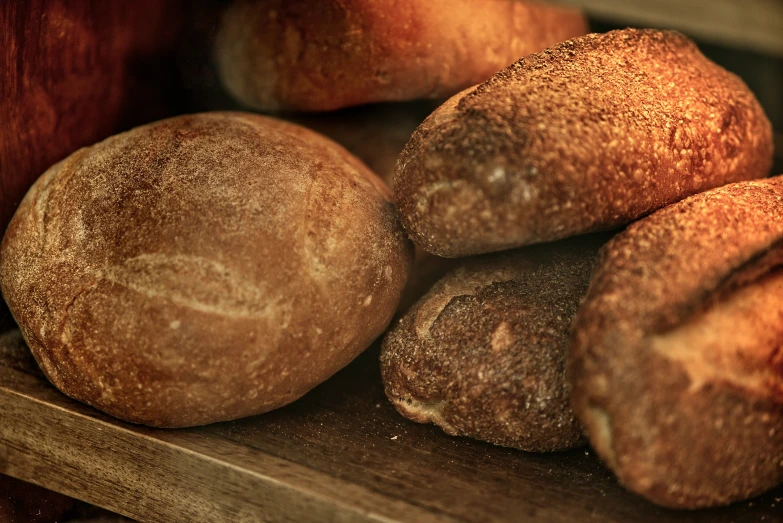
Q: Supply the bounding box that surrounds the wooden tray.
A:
[1,330,781,522]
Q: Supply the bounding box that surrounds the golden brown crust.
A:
[569,178,783,508]
[0,112,414,428]
[214,0,587,111]
[394,29,774,257]
[381,235,607,451]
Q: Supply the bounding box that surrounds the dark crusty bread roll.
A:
[394,29,774,257]
[0,112,413,428]
[569,178,783,508]
[381,235,607,451]
[214,0,587,112]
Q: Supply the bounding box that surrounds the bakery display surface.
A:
[545,0,783,56]
[2,330,782,523]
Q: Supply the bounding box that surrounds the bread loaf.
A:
[569,178,783,508]
[394,29,774,257]
[381,235,606,451]
[0,112,413,428]
[214,0,587,111]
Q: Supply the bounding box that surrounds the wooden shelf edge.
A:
[0,366,449,523]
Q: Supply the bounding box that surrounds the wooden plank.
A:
[541,0,783,56]
[0,341,442,522]
[1,330,782,522]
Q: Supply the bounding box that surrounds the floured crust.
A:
[394,29,774,257]
[214,0,587,111]
[381,235,606,451]
[0,112,414,428]
[569,178,783,508]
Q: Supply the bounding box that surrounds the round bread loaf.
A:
[0,112,413,428]
[569,178,783,508]
[214,0,587,112]
[394,29,774,257]
[381,235,605,451]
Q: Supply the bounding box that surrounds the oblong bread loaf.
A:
[394,29,774,257]
[214,0,587,111]
[569,178,783,508]
[381,235,606,451]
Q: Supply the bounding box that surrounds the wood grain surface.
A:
[1,330,781,523]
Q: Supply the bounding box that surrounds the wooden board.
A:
[1,330,781,523]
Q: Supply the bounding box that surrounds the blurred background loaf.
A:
[381,235,607,452]
[213,0,587,111]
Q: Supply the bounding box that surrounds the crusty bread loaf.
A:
[381,235,606,451]
[0,112,413,428]
[214,0,587,111]
[394,29,774,257]
[569,178,783,508]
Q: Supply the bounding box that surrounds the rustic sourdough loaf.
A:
[569,178,783,508]
[394,29,773,257]
[214,0,587,111]
[0,112,413,428]
[382,235,606,451]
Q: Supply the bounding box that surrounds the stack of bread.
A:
[384,27,778,510]
[0,0,779,512]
